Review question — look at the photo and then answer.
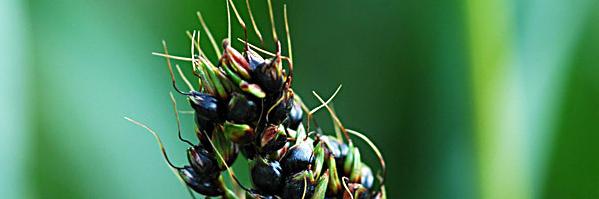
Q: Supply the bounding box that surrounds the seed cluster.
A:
[128,1,386,199]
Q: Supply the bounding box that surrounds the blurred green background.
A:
[1,0,598,198]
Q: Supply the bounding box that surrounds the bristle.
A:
[284,4,293,62]
[267,0,278,43]
[197,11,222,58]
[246,0,264,45]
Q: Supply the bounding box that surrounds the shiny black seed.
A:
[187,146,218,178]
[284,102,303,130]
[189,91,221,133]
[338,142,349,159]
[178,166,223,196]
[320,136,350,177]
[189,91,220,120]
[227,93,258,123]
[320,136,342,159]
[246,51,265,71]
[250,159,283,193]
[360,164,375,189]
[266,94,293,125]
[281,141,314,175]
[252,59,284,94]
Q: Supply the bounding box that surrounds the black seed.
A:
[187,146,219,178]
[178,166,223,196]
[251,59,285,94]
[250,159,283,193]
[246,51,265,71]
[360,164,374,189]
[281,141,314,175]
[189,91,220,120]
[266,94,293,125]
[189,91,221,133]
[227,93,258,123]
[320,136,342,159]
[320,136,350,177]
[284,102,303,130]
